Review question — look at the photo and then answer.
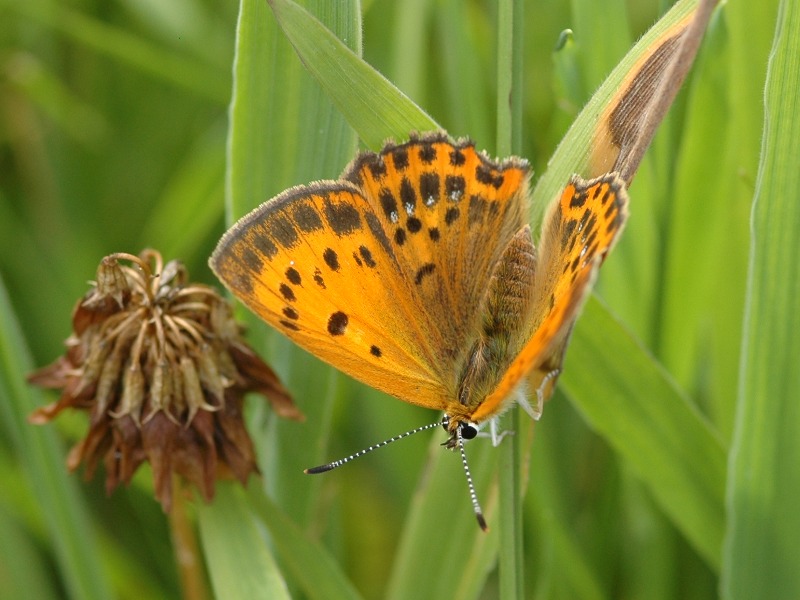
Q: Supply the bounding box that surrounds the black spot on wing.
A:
[414,263,436,285]
[279,283,296,302]
[449,148,466,166]
[400,177,417,212]
[323,248,340,271]
[445,207,460,226]
[370,345,382,357]
[476,164,494,185]
[252,233,279,260]
[313,268,326,289]
[285,267,301,285]
[419,144,436,163]
[266,213,299,249]
[394,228,406,246]
[393,148,409,170]
[429,227,440,242]
[468,194,489,225]
[359,245,376,268]
[323,197,362,235]
[407,217,422,233]
[280,320,300,331]
[445,175,465,201]
[419,172,440,206]
[328,311,348,335]
[570,190,587,208]
[282,306,299,320]
[290,201,323,233]
[380,188,398,222]
[560,207,577,249]
[583,215,598,240]
[239,247,262,278]
[368,157,387,179]
[578,207,591,232]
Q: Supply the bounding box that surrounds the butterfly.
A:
[210,132,628,528]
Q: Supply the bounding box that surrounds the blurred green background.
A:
[2,0,798,598]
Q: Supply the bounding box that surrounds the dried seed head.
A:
[28,249,302,511]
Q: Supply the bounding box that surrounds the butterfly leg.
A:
[475,413,516,446]
[516,369,560,421]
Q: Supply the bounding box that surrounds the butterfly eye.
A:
[440,415,450,432]
[460,422,479,440]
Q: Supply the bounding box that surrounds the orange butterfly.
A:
[210,132,628,528]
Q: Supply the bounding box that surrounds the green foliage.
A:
[1,0,796,598]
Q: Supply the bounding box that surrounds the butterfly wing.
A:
[345,133,531,368]
[210,133,531,411]
[211,182,452,408]
[469,173,629,423]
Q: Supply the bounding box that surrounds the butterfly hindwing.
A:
[469,173,629,422]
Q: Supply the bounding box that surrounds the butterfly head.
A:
[441,414,480,450]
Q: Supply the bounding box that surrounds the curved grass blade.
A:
[197,486,291,600]
[562,298,727,568]
[723,0,800,596]
[267,0,439,150]
[248,486,363,600]
[222,0,360,536]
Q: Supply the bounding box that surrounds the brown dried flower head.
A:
[28,249,302,511]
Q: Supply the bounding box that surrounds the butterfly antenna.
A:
[457,426,488,531]
[304,420,441,474]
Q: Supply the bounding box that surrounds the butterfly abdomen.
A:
[456,225,537,412]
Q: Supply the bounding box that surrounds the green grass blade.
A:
[525,418,606,600]
[220,0,360,541]
[722,0,800,596]
[562,298,727,568]
[0,274,113,600]
[248,486,362,600]
[655,3,776,441]
[0,501,59,599]
[386,439,500,600]
[197,486,291,600]
[496,0,525,598]
[268,0,439,149]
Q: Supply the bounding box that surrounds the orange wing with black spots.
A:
[210,133,531,410]
[468,173,628,423]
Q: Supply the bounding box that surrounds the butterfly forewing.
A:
[211,182,452,409]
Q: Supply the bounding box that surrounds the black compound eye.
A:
[441,415,450,432]
[460,422,479,440]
